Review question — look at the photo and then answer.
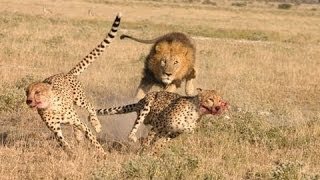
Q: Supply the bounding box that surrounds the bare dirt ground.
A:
[0,0,319,179]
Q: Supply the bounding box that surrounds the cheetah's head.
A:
[197,88,228,115]
[25,82,52,110]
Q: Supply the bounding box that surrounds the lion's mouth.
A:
[161,76,173,84]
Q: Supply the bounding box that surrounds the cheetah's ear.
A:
[196,88,203,93]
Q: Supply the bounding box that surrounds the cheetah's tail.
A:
[68,12,122,76]
[96,103,139,116]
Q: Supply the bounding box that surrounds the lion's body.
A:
[97,89,228,153]
[121,32,196,99]
[25,13,122,155]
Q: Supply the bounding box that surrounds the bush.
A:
[231,2,247,7]
[278,3,292,10]
[202,0,217,6]
[0,75,37,113]
[121,150,199,179]
[271,160,303,179]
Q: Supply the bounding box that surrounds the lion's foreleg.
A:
[185,78,195,96]
[135,82,153,100]
[185,68,196,96]
[164,83,177,93]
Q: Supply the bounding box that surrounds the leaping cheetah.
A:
[25,13,122,155]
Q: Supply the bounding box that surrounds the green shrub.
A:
[270,160,303,179]
[0,75,37,113]
[121,150,199,179]
[200,111,290,149]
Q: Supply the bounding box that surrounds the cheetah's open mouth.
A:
[28,101,45,109]
[200,101,229,115]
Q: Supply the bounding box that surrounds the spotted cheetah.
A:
[25,13,121,155]
[96,88,228,151]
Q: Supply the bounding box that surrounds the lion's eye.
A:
[174,61,179,65]
[35,91,40,94]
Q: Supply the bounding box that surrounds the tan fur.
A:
[25,13,122,156]
[121,32,196,99]
[96,88,228,154]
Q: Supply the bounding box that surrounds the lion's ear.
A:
[155,44,162,52]
[184,48,189,56]
[154,44,161,52]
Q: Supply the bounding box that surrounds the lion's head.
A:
[148,41,195,85]
[197,88,229,115]
[25,82,53,110]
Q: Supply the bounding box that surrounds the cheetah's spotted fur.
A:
[97,88,228,152]
[25,13,121,155]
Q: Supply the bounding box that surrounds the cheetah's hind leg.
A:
[128,101,152,142]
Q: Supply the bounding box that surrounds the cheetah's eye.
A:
[208,98,214,102]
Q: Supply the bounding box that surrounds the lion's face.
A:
[152,41,192,85]
[159,55,181,84]
[197,88,229,115]
[25,82,52,110]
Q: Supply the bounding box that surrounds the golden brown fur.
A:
[121,32,196,99]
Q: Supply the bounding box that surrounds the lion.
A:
[120,32,196,99]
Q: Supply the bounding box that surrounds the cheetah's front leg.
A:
[43,117,71,150]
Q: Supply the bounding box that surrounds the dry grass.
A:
[0,0,320,179]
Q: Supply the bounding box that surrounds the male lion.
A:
[120,32,196,99]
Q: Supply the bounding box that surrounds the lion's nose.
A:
[215,106,221,111]
[165,72,172,76]
[26,100,32,105]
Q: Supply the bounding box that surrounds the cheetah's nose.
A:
[26,100,32,105]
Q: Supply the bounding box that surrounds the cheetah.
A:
[96,88,228,152]
[120,32,196,99]
[25,13,121,155]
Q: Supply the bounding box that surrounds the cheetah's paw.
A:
[128,134,138,142]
